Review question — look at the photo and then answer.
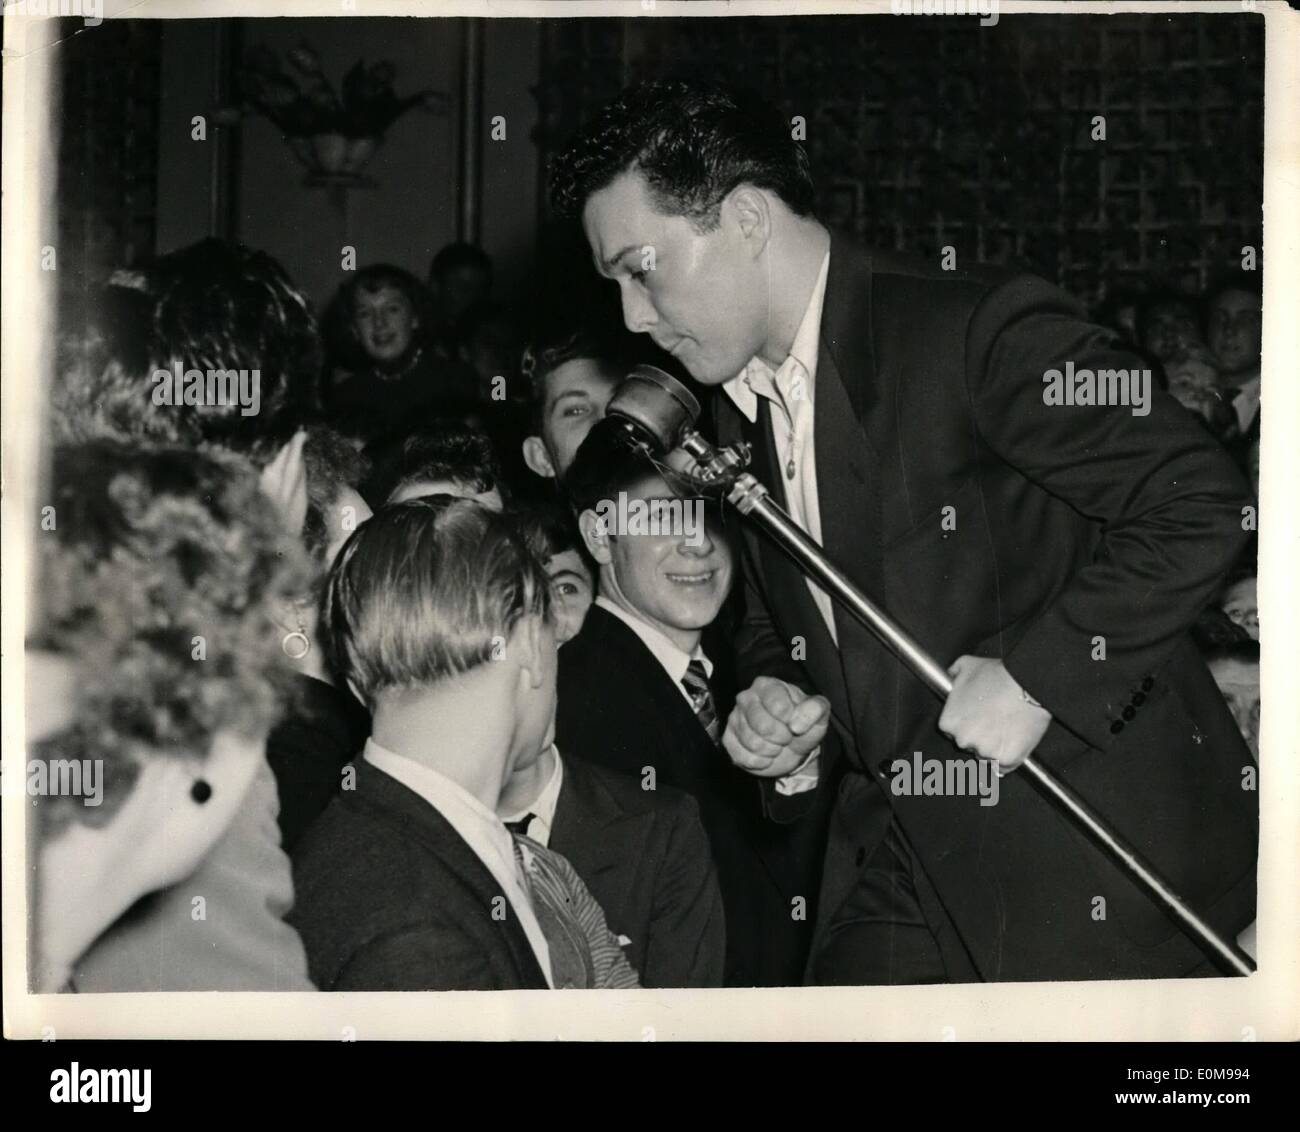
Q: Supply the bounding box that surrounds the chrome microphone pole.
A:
[612,365,1255,977]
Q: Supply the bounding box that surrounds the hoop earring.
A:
[281,630,311,660]
[281,602,311,660]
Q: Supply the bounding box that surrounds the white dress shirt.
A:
[595,596,817,795]
[595,594,713,710]
[363,737,553,987]
[499,744,564,846]
[722,250,837,642]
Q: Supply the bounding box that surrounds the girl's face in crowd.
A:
[355,286,418,366]
[1222,577,1259,641]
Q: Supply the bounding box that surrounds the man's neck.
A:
[370,679,513,809]
[499,743,556,816]
[756,218,830,370]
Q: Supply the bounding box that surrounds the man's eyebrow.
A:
[549,567,588,584]
[548,389,592,411]
[599,244,641,275]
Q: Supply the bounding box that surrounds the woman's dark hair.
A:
[54,239,321,467]
[548,79,816,230]
[302,426,371,568]
[323,263,435,372]
[31,441,309,828]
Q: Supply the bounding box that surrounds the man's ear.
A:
[726,185,772,257]
[578,508,613,565]
[514,613,549,691]
[522,436,557,479]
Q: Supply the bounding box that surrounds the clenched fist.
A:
[723,676,830,778]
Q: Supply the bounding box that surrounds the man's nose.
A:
[620,282,657,335]
[679,526,714,555]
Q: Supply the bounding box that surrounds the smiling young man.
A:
[557,420,829,985]
[548,79,1258,983]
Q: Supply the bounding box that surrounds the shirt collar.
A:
[499,744,564,845]
[722,249,831,423]
[363,737,506,833]
[595,595,712,687]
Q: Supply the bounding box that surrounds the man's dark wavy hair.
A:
[548,79,816,230]
[372,422,507,505]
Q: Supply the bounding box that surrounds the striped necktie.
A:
[681,659,721,744]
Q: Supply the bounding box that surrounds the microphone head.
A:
[605,365,701,454]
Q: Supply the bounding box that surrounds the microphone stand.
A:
[610,365,1255,977]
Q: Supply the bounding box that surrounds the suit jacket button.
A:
[1122,706,1136,720]
[1142,676,1154,691]
[855,847,867,867]
[1110,720,1125,734]
[1132,692,1146,706]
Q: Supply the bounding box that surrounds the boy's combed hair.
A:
[548,78,816,229]
[372,423,507,504]
[512,498,595,575]
[324,497,550,705]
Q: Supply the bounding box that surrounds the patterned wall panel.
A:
[535,13,1263,308]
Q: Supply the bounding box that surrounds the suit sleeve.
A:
[331,923,504,991]
[640,793,728,987]
[966,274,1253,751]
[733,535,828,820]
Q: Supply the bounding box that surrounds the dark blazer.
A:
[718,231,1258,982]
[557,604,833,986]
[550,755,726,987]
[287,759,548,991]
[266,674,370,855]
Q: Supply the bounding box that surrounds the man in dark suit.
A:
[549,79,1257,982]
[557,431,837,985]
[290,498,568,991]
[499,746,727,986]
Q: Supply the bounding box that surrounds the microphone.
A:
[604,365,701,454]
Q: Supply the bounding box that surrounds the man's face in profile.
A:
[583,169,767,386]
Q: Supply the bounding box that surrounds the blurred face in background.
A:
[438,265,491,324]
[355,285,419,367]
[544,548,595,645]
[1207,289,1262,378]
[1209,656,1260,761]
[1221,576,1259,641]
[1141,301,1200,362]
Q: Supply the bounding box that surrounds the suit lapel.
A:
[551,756,651,885]
[813,239,892,746]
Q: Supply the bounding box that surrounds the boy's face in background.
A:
[534,358,621,478]
[545,548,594,645]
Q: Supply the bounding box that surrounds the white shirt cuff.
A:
[774,747,820,796]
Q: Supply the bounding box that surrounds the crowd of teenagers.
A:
[31,80,1259,991]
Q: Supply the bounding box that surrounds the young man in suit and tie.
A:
[289,497,637,990]
[549,79,1257,983]
[509,501,728,986]
[557,424,835,985]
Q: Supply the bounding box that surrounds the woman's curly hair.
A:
[30,442,311,825]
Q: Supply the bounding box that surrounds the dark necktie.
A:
[681,659,721,744]
[504,812,535,837]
